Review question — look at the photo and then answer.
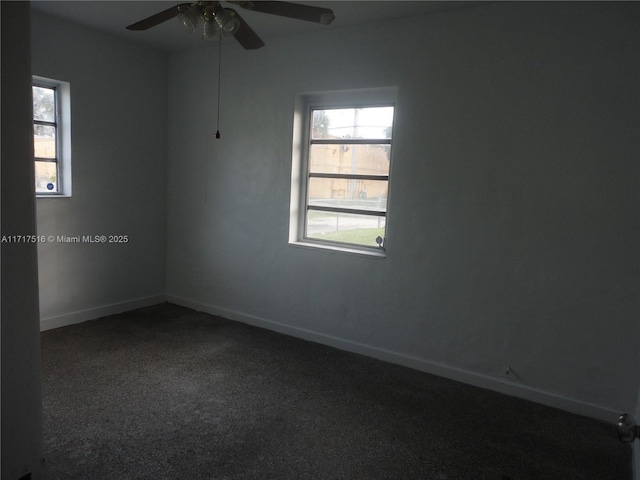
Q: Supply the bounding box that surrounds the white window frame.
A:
[289,87,397,257]
[33,75,71,197]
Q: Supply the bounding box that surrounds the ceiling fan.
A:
[126,1,336,49]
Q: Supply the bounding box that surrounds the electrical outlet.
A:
[503,365,521,380]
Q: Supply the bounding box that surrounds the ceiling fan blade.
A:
[126,3,191,31]
[231,9,266,50]
[238,1,335,25]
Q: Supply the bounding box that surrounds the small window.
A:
[290,88,396,255]
[33,76,71,197]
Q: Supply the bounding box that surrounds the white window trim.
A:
[33,75,71,198]
[289,87,397,257]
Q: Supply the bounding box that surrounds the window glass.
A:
[306,105,394,249]
[33,77,70,196]
[309,144,390,176]
[306,211,386,247]
[308,178,388,211]
[311,107,394,140]
[34,125,57,159]
[33,86,56,122]
[35,161,58,193]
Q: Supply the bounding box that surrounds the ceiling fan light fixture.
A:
[214,8,240,36]
[202,18,221,42]
[177,5,202,33]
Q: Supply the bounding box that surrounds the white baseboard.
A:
[167,294,619,423]
[636,400,640,480]
[40,294,167,331]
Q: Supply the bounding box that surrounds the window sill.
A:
[36,193,71,199]
[289,240,386,258]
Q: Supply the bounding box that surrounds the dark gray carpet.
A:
[41,303,630,480]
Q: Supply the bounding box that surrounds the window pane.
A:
[33,86,55,122]
[34,125,56,159]
[309,144,390,175]
[35,161,58,193]
[308,178,388,212]
[306,210,386,247]
[312,107,394,140]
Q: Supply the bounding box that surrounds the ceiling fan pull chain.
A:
[215,39,222,139]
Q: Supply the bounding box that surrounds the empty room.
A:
[2,1,639,479]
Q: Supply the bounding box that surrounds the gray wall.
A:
[166,2,639,419]
[31,11,168,329]
[1,3,45,478]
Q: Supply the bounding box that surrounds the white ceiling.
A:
[31,1,486,52]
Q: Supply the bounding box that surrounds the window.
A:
[33,76,71,196]
[290,88,396,255]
